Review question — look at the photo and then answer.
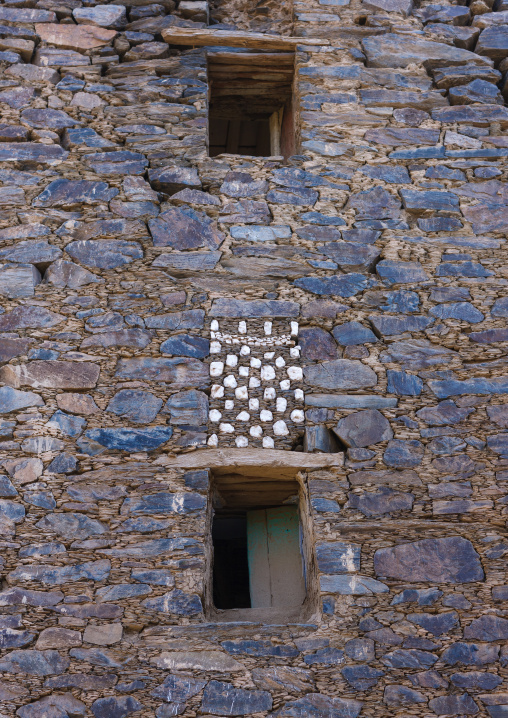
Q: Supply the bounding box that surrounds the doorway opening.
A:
[208,469,314,622]
[207,50,296,158]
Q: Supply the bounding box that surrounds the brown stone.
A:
[35,23,117,50]
[83,623,123,646]
[36,627,82,650]
[56,393,99,416]
[1,361,100,390]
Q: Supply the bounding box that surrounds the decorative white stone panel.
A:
[207,319,304,448]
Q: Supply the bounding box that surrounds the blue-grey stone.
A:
[18,542,66,558]
[47,410,86,437]
[312,498,340,513]
[377,260,429,284]
[347,186,401,220]
[47,453,77,474]
[0,475,17,497]
[69,647,123,669]
[122,492,205,515]
[299,327,339,361]
[450,672,502,690]
[116,517,171,533]
[300,212,346,226]
[334,409,392,448]
[149,206,223,251]
[107,390,163,424]
[382,649,437,669]
[342,666,384,691]
[96,584,151,602]
[305,359,377,390]
[387,370,423,396]
[349,487,414,516]
[34,179,118,208]
[384,685,426,706]
[145,310,204,331]
[441,642,499,666]
[306,395,397,409]
[23,490,56,510]
[91,696,143,718]
[63,127,115,149]
[360,165,410,184]
[0,500,25,523]
[429,376,508,398]
[66,239,143,269]
[332,322,377,345]
[0,629,35,649]
[8,559,111,585]
[295,274,374,297]
[436,262,493,278]
[408,611,459,636]
[417,400,471,425]
[35,513,106,540]
[141,590,202,615]
[400,189,459,213]
[429,694,479,716]
[84,427,173,452]
[164,389,208,427]
[374,537,484,583]
[492,297,508,317]
[304,647,344,666]
[222,640,299,658]
[230,224,291,241]
[131,569,175,587]
[418,216,463,232]
[428,436,467,455]
[151,674,206,702]
[316,542,361,574]
[370,315,432,336]
[100,537,199,558]
[320,242,380,273]
[160,334,209,358]
[392,588,443,607]
[487,433,508,456]
[201,681,272,716]
[320,575,389,595]
[430,302,484,323]
[84,150,147,175]
[384,439,424,468]
[210,298,299,318]
[0,649,69,675]
[345,638,375,662]
[273,693,362,718]
[464,615,508,641]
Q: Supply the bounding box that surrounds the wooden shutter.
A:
[246,505,306,608]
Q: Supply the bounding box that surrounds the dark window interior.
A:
[207,50,295,158]
[212,513,251,609]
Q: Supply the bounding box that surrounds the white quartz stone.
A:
[264,321,272,335]
[238,320,247,334]
[250,357,261,369]
[209,409,222,422]
[287,366,303,381]
[260,409,273,422]
[239,366,249,377]
[211,320,219,331]
[264,352,275,359]
[210,341,221,354]
[263,436,275,448]
[291,321,299,336]
[275,356,286,368]
[240,345,250,356]
[208,433,218,447]
[250,425,263,438]
[210,361,224,377]
[225,400,234,410]
[235,386,248,400]
[236,411,250,421]
[211,384,224,399]
[273,420,289,436]
[249,377,261,388]
[224,375,237,388]
[291,409,305,423]
[280,379,290,390]
[264,387,276,400]
[219,423,235,433]
[276,397,287,412]
[290,347,300,358]
[236,436,249,447]
[226,354,238,367]
[249,398,260,411]
[294,389,304,401]
[261,365,276,381]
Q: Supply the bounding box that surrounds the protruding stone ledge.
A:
[162,448,344,478]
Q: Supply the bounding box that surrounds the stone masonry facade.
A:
[0,0,508,716]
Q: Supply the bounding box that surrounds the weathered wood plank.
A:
[161,27,329,50]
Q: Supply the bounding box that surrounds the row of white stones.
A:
[208,320,303,448]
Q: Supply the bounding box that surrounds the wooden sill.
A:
[161,27,329,50]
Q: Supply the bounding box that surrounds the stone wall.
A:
[0,0,507,716]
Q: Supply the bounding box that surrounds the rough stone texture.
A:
[0,0,504,714]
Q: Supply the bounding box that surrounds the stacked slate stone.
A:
[0,0,508,716]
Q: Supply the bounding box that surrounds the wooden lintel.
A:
[163,448,344,477]
[161,28,329,51]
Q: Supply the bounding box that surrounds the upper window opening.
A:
[208,51,295,158]
[209,471,310,622]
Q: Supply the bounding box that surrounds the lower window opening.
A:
[211,476,307,613]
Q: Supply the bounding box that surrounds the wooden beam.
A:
[161,27,329,50]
